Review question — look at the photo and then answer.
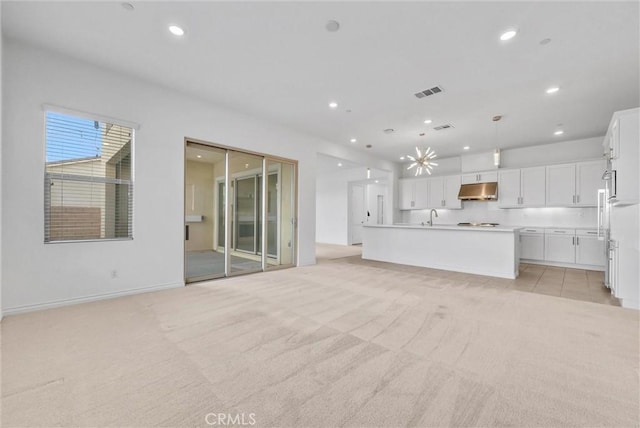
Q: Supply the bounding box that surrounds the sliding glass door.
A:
[185,141,297,282]
[228,151,263,275]
[265,160,296,270]
[184,143,227,281]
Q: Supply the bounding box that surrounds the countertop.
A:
[364,223,523,233]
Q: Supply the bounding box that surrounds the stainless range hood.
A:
[458,182,498,201]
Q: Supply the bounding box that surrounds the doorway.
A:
[184,141,297,282]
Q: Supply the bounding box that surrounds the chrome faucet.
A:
[428,209,439,226]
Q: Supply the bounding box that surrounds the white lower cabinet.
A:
[520,230,544,261]
[538,228,605,267]
[575,230,605,266]
[544,229,576,263]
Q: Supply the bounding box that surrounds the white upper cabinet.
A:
[399,178,429,210]
[461,171,498,184]
[427,175,461,209]
[498,169,521,207]
[546,161,604,207]
[521,166,546,207]
[499,166,545,208]
[428,177,444,208]
[414,179,429,209]
[576,160,605,206]
[607,108,639,205]
[546,163,576,206]
[399,179,414,210]
[443,175,462,209]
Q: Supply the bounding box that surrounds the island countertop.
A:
[362,223,521,279]
[364,223,523,233]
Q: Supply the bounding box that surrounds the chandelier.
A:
[407,146,438,176]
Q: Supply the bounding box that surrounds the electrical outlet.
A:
[110,270,118,279]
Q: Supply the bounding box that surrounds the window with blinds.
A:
[44,111,134,242]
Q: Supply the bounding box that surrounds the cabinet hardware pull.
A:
[576,195,580,203]
[576,237,579,245]
[572,195,575,203]
[572,236,575,245]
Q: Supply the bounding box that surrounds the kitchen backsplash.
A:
[400,200,598,228]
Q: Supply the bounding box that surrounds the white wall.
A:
[1,39,395,314]
[316,166,391,245]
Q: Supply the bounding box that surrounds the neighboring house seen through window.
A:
[44,111,134,242]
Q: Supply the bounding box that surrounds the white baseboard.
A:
[521,259,605,271]
[621,298,640,310]
[2,282,184,316]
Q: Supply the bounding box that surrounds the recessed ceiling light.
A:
[424,119,432,124]
[463,146,470,150]
[329,101,338,109]
[121,2,134,11]
[554,130,564,136]
[546,86,560,94]
[375,180,379,183]
[169,25,185,36]
[350,138,357,143]
[500,29,517,41]
[400,156,405,160]
[326,20,340,32]
[337,162,343,167]
[383,128,394,134]
[196,155,202,158]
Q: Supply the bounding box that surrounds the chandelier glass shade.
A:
[407,146,438,176]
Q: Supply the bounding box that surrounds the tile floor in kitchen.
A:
[318,244,619,306]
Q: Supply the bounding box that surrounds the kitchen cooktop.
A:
[457,222,500,227]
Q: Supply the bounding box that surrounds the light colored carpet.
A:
[2,261,638,427]
[316,242,363,260]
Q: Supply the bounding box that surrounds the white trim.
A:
[521,259,605,271]
[2,281,184,316]
[621,298,639,310]
[42,104,141,130]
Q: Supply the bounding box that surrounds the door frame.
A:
[347,182,366,245]
[184,138,299,283]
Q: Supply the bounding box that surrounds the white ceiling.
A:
[3,1,639,161]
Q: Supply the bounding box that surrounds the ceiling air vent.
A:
[433,124,454,131]
[414,85,444,99]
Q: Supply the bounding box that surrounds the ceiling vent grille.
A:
[414,85,444,99]
[433,124,454,131]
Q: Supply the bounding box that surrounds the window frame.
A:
[43,105,138,244]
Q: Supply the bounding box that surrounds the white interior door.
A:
[350,184,366,244]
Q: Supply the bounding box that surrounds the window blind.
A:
[44,111,134,242]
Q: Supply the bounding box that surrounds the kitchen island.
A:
[362,224,521,279]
